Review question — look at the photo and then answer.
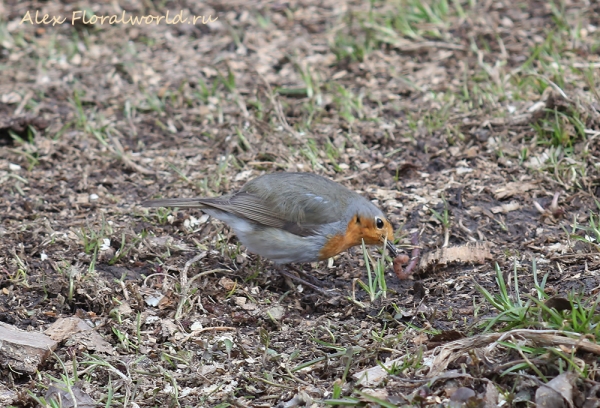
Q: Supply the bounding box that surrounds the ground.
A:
[1,0,600,407]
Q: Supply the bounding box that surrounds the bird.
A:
[142,172,398,265]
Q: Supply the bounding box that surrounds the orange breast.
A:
[318,216,364,260]
[318,233,348,260]
[317,214,393,260]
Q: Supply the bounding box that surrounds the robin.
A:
[142,172,398,266]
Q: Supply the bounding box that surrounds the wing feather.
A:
[199,193,323,237]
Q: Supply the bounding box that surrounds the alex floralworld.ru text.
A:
[20,10,218,26]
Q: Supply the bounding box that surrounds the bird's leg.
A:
[275,265,334,295]
[287,264,334,288]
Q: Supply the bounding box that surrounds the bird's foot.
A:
[276,265,336,295]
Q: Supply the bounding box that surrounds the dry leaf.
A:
[494,182,536,199]
[420,242,492,270]
[490,201,520,214]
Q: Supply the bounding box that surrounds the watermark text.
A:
[21,10,218,26]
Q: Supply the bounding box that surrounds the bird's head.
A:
[318,204,399,260]
[344,214,397,256]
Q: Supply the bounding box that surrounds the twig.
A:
[175,253,232,320]
[255,68,302,141]
[14,91,34,116]
[107,131,155,175]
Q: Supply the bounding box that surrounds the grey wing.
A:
[141,194,302,232]
[200,192,334,237]
[239,173,350,226]
[143,172,353,237]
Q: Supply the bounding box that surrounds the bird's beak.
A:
[385,239,398,257]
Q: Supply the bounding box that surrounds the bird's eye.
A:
[375,217,384,229]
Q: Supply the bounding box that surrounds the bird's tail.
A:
[141,198,207,208]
